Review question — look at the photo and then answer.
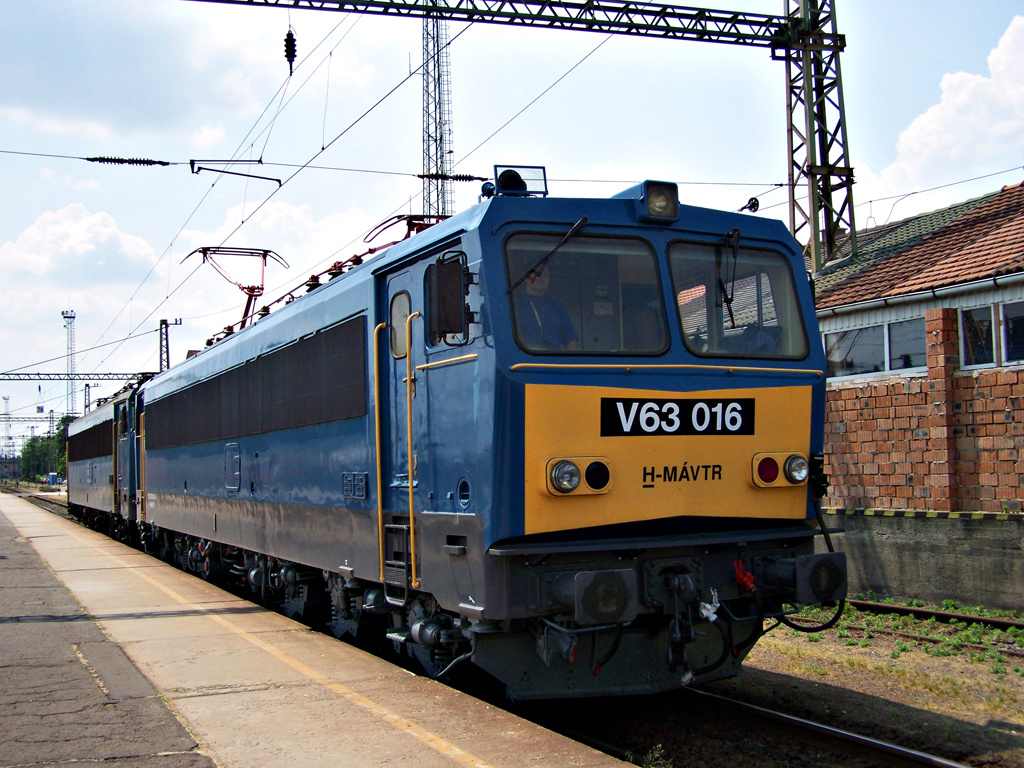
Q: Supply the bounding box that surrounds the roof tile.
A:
[815,182,1024,310]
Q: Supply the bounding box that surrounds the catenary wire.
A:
[453,35,612,169]
[99,23,474,357]
[86,17,360,372]
[756,164,1024,215]
[1,329,160,375]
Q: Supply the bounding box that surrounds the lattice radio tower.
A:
[422,16,454,217]
[62,310,77,416]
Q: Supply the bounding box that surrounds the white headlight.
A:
[784,455,810,484]
[642,180,679,220]
[550,460,581,493]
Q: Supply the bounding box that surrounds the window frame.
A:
[960,305,996,370]
[668,239,810,361]
[824,325,885,378]
[389,292,412,360]
[503,231,670,357]
[1000,300,1024,365]
[823,316,927,381]
[888,317,927,371]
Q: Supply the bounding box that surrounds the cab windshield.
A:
[505,234,668,355]
[668,241,808,359]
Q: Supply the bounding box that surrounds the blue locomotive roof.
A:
[68,399,115,436]
[143,182,804,403]
[142,197,496,403]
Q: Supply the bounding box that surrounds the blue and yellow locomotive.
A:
[68,166,845,699]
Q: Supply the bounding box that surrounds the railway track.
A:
[849,598,1024,631]
[682,689,970,768]
[789,597,1024,662]
[510,685,973,768]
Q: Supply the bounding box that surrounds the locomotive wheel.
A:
[408,600,440,678]
[406,596,455,679]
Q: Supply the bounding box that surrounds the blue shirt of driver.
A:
[515,294,578,350]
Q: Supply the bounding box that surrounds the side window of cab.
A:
[389,291,412,359]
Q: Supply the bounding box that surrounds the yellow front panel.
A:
[524,383,812,535]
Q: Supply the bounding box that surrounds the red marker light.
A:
[757,457,779,484]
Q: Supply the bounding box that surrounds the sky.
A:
[2,0,1023,449]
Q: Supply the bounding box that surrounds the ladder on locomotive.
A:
[382,521,412,606]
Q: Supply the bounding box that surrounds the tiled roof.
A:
[814,182,1024,310]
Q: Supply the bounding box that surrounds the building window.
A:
[824,317,927,379]
[888,318,926,370]
[1004,301,1024,363]
[825,326,884,377]
[961,306,994,367]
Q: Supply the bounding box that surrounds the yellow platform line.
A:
[62,526,495,768]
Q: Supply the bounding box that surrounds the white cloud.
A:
[0,205,164,402]
[857,15,1024,214]
[0,203,154,279]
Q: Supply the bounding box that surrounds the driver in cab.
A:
[515,264,579,351]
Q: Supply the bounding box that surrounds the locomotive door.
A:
[378,267,429,604]
[115,401,131,521]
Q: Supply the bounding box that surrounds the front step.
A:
[385,628,410,646]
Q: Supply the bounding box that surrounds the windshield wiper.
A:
[717,228,740,328]
[507,216,588,294]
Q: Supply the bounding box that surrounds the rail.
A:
[687,689,971,768]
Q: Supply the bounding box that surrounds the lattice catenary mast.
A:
[61,310,77,417]
[422,15,454,217]
[2,396,12,458]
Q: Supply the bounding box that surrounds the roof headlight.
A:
[550,460,581,493]
[784,455,810,484]
[642,180,679,222]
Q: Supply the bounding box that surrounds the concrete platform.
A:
[0,495,625,768]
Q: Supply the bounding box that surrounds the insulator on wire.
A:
[86,156,170,167]
[417,172,487,182]
[739,196,760,213]
[284,30,297,76]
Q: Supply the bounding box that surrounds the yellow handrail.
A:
[138,412,146,522]
[415,353,478,372]
[509,362,824,376]
[373,322,387,582]
[112,418,120,517]
[405,311,421,589]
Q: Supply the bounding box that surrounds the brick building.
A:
[814,181,1024,513]
[0,456,18,480]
